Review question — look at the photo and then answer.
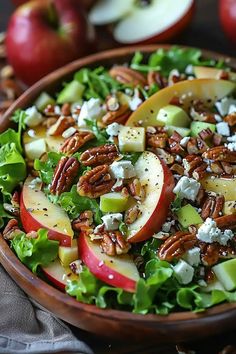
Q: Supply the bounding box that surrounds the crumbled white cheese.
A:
[28,177,42,189]
[216,122,230,136]
[168,69,180,85]
[175,155,182,163]
[227,142,236,151]
[25,106,44,127]
[101,213,123,231]
[129,95,142,111]
[173,260,194,285]
[196,217,234,245]
[109,160,136,179]
[185,64,193,75]
[162,220,175,233]
[183,247,201,266]
[214,114,222,122]
[215,97,236,116]
[173,176,200,202]
[227,134,236,142]
[106,122,122,136]
[228,104,236,114]
[77,98,103,128]
[111,178,123,191]
[180,136,190,147]
[54,105,61,115]
[62,127,77,139]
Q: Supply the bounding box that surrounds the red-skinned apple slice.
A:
[78,233,139,292]
[193,66,236,82]
[90,0,194,44]
[127,151,175,243]
[20,176,73,246]
[126,79,236,127]
[42,259,78,291]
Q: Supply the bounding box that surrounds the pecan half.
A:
[201,195,225,220]
[147,71,167,88]
[77,165,115,198]
[102,103,131,125]
[124,205,140,224]
[215,214,236,230]
[224,112,236,126]
[47,116,75,136]
[109,66,146,87]
[3,219,22,240]
[50,156,80,195]
[100,231,131,256]
[199,242,236,266]
[203,146,236,163]
[80,144,119,167]
[158,231,197,261]
[60,131,95,155]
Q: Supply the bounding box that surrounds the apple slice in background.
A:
[90,0,194,44]
[42,259,78,291]
[127,151,174,243]
[20,177,73,246]
[126,79,236,127]
[78,233,140,292]
[193,66,236,81]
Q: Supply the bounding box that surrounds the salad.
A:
[1,46,236,315]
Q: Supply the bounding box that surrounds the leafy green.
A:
[11,109,27,132]
[74,67,128,101]
[0,143,26,195]
[34,151,62,185]
[130,47,227,76]
[84,119,108,145]
[59,185,102,224]
[141,238,161,260]
[171,194,182,213]
[121,152,141,165]
[11,229,59,273]
[0,203,13,228]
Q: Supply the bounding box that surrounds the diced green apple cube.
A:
[176,204,203,228]
[24,138,47,160]
[213,259,236,291]
[190,121,216,137]
[35,92,55,111]
[118,126,145,152]
[166,125,191,137]
[58,239,78,267]
[57,80,85,104]
[156,105,191,127]
[100,192,128,213]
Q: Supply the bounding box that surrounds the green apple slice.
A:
[190,121,216,137]
[166,126,191,137]
[156,105,191,127]
[100,192,128,213]
[118,126,145,152]
[58,239,79,267]
[57,80,85,104]
[35,92,55,112]
[213,259,236,291]
[176,204,203,228]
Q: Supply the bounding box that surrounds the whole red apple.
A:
[219,0,236,44]
[6,0,95,85]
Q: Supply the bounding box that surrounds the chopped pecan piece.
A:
[77,165,115,198]
[61,103,71,116]
[72,210,93,231]
[192,162,207,180]
[203,146,236,163]
[210,161,224,174]
[198,128,213,141]
[147,71,167,89]
[147,132,168,148]
[60,131,95,155]
[125,205,140,224]
[183,155,203,175]
[50,156,79,195]
[170,163,185,176]
[212,133,223,146]
[109,66,146,87]
[80,144,119,167]
[47,116,75,136]
[201,195,225,220]
[158,231,197,261]
[3,219,22,240]
[169,138,185,155]
[186,138,199,155]
[199,242,236,266]
[224,112,236,126]
[102,103,131,125]
[128,178,146,202]
[215,214,236,230]
[154,148,175,165]
[42,117,58,128]
[100,231,131,256]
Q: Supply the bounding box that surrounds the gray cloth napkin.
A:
[0,264,94,354]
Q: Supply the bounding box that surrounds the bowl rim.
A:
[1,43,236,328]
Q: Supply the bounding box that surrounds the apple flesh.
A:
[42,258,78,290]
[90,0,194,44]
[193,66,236,81]
[201,175,236,202]
[78,233,139,292]
[126,79,236,127]
[23,125,64,152]
[20,176,74,246]
[6,0,95,85]
[127,151,175,243]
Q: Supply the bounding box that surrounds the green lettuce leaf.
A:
[11,228,59,273]
[59,185,102,224]
[0,202,13,228]
[34,151,62,185]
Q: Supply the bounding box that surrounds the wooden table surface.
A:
[1,1,236,353]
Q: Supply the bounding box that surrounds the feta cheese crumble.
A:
[173,260,194,284]
[216,122,230,136]
[196,217,234,246]
[183,247,201,266]
[106,122,122,136]
[109,160,136,179]
[215,97,236,116]
[173,176,200,202]
[77,98,103,128]
[180,136,190,147]
[25,106,44,127]
[101,213,123,231]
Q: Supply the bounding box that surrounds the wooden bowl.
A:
[1,45,236,343]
